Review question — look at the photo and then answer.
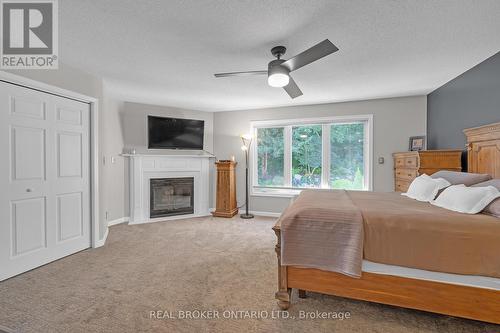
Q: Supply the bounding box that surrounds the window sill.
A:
[251,187,316,198]
[251,188,301,198]
[251,187,371,198]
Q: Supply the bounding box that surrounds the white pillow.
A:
[431,184,500,214]
[402,174,451,202]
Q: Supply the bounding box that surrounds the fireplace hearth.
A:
[150,177,194,218]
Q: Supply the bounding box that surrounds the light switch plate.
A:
[378,157,385,164]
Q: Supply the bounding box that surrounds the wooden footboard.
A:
[272,221,291,309]
[273,222,500,324]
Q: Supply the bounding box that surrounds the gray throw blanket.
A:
[280,189,364,277]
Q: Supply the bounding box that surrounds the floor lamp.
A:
[240,134,254,219]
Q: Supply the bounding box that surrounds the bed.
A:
[273,121,500,324]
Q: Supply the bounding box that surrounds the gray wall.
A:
[7,63,103,99]
[101,93,126,223]
[427,51,500,149]
[213,96,427,214]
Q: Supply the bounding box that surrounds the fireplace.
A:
[150,177,194,218]
[128,155,210,224]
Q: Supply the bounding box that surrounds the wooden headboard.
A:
[464,122,500,178]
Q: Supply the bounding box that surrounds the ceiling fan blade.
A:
[282,39,339,72]
[283,77,303,99]
[214,70,267,78]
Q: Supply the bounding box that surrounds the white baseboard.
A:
[209,208,282,218]
[248,210,282,218]
[94,227,109,248]
[129,212,211,225]
[107,216,129,227]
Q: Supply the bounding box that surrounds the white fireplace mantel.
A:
[126,154,212,224]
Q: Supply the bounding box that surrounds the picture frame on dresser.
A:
[409,136,426,151]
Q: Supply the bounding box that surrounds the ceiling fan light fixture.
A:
[268,73,289,87]
[267,59,290,88]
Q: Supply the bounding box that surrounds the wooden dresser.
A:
[393,150,462,192]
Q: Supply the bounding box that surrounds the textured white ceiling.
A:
[60,0,500,111]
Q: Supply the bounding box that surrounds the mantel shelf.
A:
[122,153,214,158]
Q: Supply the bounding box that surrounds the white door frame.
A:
[0,71,101,248]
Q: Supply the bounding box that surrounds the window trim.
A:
[250,115,373,197]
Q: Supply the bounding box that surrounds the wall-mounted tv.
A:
[148,116,204,150]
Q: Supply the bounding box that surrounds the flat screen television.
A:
[148,116,204,150]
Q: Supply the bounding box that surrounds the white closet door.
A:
[0,81,91,281]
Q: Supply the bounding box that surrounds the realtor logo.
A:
[0,0,58,69]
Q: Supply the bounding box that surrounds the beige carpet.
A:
[0,216,498,333]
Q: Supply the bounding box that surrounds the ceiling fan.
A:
[214,39,339,99]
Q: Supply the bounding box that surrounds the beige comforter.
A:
[279,189,500,278]
[279,190,364,277]
[349,191,500,278]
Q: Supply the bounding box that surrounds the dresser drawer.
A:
[405,156,418,168]
[395,168,417,181]
[395,180,410,192]
[395,157,405,168]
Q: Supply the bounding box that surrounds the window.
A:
[292,125,322,188]
[252,115,372,196]
[330,123,365,190]
[256,127,285,186]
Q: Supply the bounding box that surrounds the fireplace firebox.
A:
[150,177,194,218]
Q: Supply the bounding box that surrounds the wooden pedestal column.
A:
[212,161,238,218]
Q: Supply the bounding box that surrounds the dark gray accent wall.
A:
[427,51,500,149]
